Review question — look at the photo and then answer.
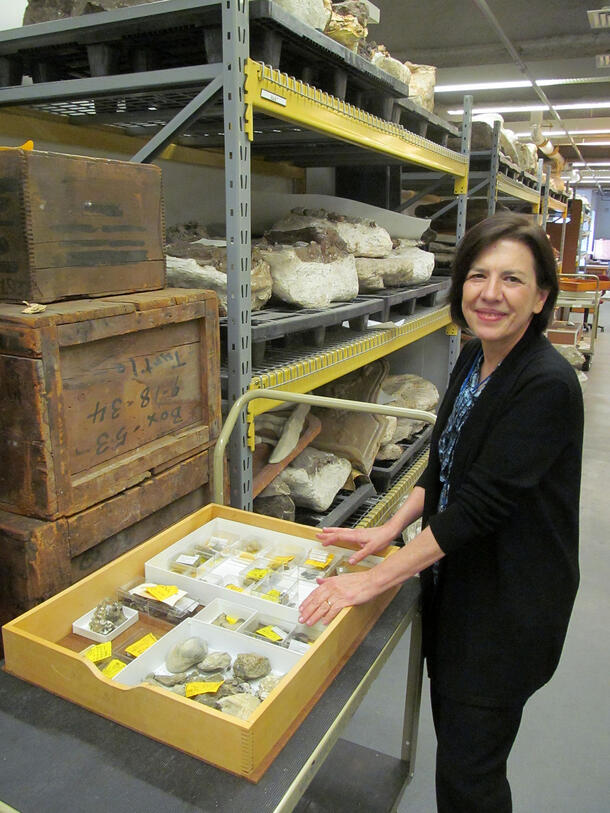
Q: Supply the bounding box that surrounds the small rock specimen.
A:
[212,613,245,630]
[277,447,352,511]
[165,637,207,673]
[233,653,271,681]
[88,599,126,635]
[217,693,262,721]
[257,674,282,700]
[198,652,232,672]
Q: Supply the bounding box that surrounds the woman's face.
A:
[461,238,548,355]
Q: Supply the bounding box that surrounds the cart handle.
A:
[213,388,436,505]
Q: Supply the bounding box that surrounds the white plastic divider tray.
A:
[115,617,300,688]
[194,598,257,631]
[72,605,139,643]
[145,517,348,623]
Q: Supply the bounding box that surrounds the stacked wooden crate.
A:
[0,149,221,631]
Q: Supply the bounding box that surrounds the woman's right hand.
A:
[316,524,397,566]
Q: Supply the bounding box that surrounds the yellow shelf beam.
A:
[547,196,568,215]
[356,450,430,528]
[497,174,541,210]
[248,307,452,422]
[245,60,468,190]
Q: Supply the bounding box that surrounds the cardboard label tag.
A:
[225,615,239,625]
[125,633,158,657]
[262,589,281,603]
[226,584,244,593]
[271,555,294,568]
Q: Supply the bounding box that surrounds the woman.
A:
[298,212,584,812]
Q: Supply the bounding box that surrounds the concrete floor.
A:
[344,330,610,813]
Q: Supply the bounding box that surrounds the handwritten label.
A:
[102,658,126,678]
[261,589,281,603]
[256,625,286,642]
[175,554,199,566]
[185,680,224,697]
[85,642,112,663]
[246,568,269,581]
[146,584,179,602]
[305,551,333,569]
[125,633,158,657]
[270,555,295,568]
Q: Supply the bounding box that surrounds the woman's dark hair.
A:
[448,212,559,333]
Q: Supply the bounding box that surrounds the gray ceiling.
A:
[371,0,610,170]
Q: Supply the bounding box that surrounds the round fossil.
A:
[217,693,261,720]
[198,651,232,672]
[233,653,271,681]
[165,637,208,673]
[257,674,282,700]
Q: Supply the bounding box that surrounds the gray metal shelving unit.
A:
[0,0,469,511]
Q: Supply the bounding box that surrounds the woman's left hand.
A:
[298,571,380,626]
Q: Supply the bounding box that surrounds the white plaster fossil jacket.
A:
[416,324,584,706]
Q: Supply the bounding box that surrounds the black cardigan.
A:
[417,325,583,707]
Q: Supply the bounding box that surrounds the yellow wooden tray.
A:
[2,503,398,781]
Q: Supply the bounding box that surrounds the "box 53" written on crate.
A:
[0,289,220,520]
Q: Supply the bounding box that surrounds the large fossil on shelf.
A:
[272,0,332,31]
[355,242,435,292]
[380,373,439,443]
[269,208,393,258]
[312,360,389,474]
[276,447,352,512]
[257,239,358,309]
[23,0,151,23]
[165,239,272,314]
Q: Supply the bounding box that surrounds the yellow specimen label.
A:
[256,625,283,642]
[85,642,112,663]
[305,552,333,569]
[125,633,158,657]
[226,584,244,593]
[246,568,269,581]
[271,555,294,568]
[225,615,239,625]
[146,584,179,601]
[186,680,224,697]
[101,659,126,678]
[262,589,281,603]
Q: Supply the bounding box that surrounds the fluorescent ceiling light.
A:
[596,54,610,67]
[573,161,610,166]
[588,8,610,28]
[436,76,610,93]
[447,101,610,116]
[575,140,610,145]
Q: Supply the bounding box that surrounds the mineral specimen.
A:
[88,599,126,635]
[257,674,282,701]
[165,637,208,673]
[233,653,271,681]
[269,209,392,258]
[277,447,352,511]
[212,613,245,630]
[217,693,262,720]
[198,652,232,673]
[165,240,272,313]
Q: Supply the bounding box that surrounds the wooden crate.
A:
[0,448,211,637]
[0,289,220,520]
[0,149,165,303]
[2,504,400,780]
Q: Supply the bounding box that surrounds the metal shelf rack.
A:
[0,0,466,510]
